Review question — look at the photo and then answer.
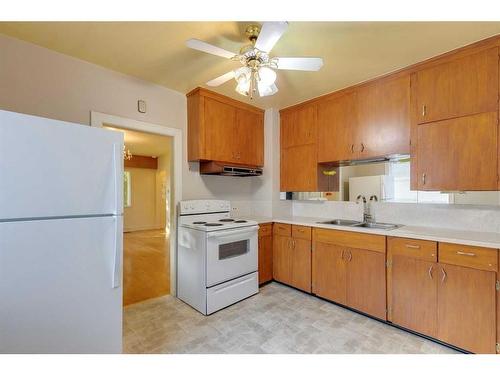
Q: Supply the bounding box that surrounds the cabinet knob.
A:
[422,173,426,185]
[422,104,427,117]
[351,144,355,153]
[360,143,365,152]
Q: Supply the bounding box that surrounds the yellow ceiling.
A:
[1,22,500,109]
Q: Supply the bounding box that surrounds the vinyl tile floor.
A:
[123,282,459,354]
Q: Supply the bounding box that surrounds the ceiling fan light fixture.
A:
[257,66,277,86]
[258,82,278,97]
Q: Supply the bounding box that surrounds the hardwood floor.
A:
[123,229,170,306]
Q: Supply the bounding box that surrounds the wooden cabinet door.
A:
[437,263,497,353]
[317,92,358,162]
[391,256,438,337]
[312,242,347,305]
[291,238,311,293]
[273,235,293,285]
[280,144,318,192]
[258,235,273,284]
[204,97,237,163]
[346,247,386,320]
[281,105,317,149]
[235,108,264,166]
[417,112,498,190]
[357,76,410,159]
[416,47,499,124]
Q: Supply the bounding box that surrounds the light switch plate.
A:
[137,100,146,113]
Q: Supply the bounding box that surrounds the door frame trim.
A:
[90,111,182,296]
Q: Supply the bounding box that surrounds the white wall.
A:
[0,34,276,211]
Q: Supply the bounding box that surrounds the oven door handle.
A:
[206,225,259,238]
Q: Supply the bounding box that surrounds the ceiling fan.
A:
[186,22,324,99]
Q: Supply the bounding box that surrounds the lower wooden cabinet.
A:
[258,223,273,285]
[388,238,499,353]
[312,228,386,320]
[312,242,347,304]
[388,237,438,337]
[273,234,293,285]
[291,238,312,293]
[347,247,386,320]
[437,263,497,354]
[273,224,312,292]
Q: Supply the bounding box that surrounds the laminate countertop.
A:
[241,215,500,250]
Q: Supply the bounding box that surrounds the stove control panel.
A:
[179,200,231,215]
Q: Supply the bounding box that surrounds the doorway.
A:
[108,127,172,305]
[90,112,182,301]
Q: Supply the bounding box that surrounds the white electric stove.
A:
[177,200,259,315]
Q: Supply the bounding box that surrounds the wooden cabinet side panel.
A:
[417,112,498,191]
[258,235,273,284]
[437,263,497,353]
[312,242,347,304]
[291,238,312,293]
[410,73,419,190]
[187,94,203,161]
[346,248,387,320]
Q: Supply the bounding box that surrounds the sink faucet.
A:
[356,194,378,224]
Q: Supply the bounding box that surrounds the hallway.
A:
[123,229,170,306]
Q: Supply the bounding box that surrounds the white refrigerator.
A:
[0,110,124,353]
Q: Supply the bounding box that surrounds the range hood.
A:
[199,161,263,177]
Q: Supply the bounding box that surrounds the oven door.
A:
[206,225,258,287]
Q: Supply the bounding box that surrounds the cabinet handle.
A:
[428,265,433,280]
[341,249,345,260]
[456,251,476,257]
[351,144,355,153]
[405,244,420,249]
[422,173,426,185]
[440,267,447,283]
[347,250,352,262]
[360,143,365,152]
[422,104,426,117]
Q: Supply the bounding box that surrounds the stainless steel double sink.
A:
[317,219,402,231]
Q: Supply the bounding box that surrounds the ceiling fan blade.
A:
[186,38,236,59]
[254,22,288,53]
[206,71,235,87]
[275,57,324,71]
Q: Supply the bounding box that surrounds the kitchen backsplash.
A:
[292,201,500,234]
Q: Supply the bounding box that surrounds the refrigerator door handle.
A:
[112,143,123,216]
[112,216,122,288]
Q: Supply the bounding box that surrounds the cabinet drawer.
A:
[312,228,385,253]
[439,243,498,272]
[292,225,311,240]
[273,223,291,237]
[258,223,273,237]
[388,237,437,262]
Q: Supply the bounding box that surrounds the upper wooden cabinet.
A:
[416,48,499,124]
[317,76,410,163]
[416,112,498,190]
[356,75,410,158]
[281,105,317,148]
[317,92,358,162]
[280,104,326,191]
[187,87,264,167]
